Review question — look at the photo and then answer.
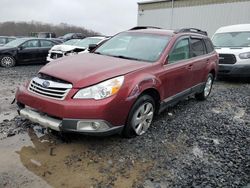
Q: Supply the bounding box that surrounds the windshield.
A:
[0,38,5,44]
[95,32,170,62]
[4,38,26,47]
[212,32,250,47]
[63,39,80,45]
[74,38,102,48]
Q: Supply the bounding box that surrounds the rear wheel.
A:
[195,73,214,101]
[123,95,155,138]
[0,55,16,67]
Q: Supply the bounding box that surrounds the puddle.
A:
[0,133,50,188]
[1,128,153,188]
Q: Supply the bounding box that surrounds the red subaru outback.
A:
[16,27,218,137]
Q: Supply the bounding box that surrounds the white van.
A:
[212,24,250,78]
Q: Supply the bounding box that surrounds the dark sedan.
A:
[0,38,61,67]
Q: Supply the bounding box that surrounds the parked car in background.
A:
[16,27,218,137]
[47,36,107,62]
[212,24,250,78]
[0,36,16,46]
[29,32,63,44]
[30,32,56,38]
[61,39,81,45]
[59,33,85,41]
[0,38,60,67]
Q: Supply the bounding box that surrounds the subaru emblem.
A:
[42,80,50,88]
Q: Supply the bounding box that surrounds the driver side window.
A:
[169,38,190,64]
[22,40,39,48]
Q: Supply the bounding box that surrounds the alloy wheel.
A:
[204,76,213,97]
[1,56,15,67]
[132,102,154,135]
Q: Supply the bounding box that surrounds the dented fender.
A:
[126,74,162,101]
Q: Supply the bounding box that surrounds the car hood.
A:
[50,44,85,52]
[0,46,16,51]
[39,53,151,88]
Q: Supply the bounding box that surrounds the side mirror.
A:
[88,44,98,52]
[18,46,24,51]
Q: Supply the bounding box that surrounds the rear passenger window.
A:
[204,39,214,53]
[169,38,190,63]
[40,40,54,47]
[191,38,206,57]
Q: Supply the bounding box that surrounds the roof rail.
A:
[129,26,162,30]
[175,28,208,36]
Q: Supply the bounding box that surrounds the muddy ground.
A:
[0,65,249,188]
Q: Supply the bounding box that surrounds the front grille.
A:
[28,77,72,100]
[218,54,237,64]
[51,52,63,59]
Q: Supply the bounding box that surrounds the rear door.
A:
[161,37,194,100]
[17,39,40,63]
[189,37,208,85]
[39,39,56,62]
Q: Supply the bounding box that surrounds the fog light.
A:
[77,121,110,131]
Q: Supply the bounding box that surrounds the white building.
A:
[137,0,250,36]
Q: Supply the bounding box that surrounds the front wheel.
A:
[0,55,16,67]
[123,95,155,138]
[195,73,214,101]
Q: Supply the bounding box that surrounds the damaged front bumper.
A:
[18,106,124,136]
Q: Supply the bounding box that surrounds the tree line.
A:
[0,21,100,37]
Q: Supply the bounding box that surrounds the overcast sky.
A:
[0,0,145,35]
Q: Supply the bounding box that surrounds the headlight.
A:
[73,76,124,100]
[239,52,250,59]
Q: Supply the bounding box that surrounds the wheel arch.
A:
[138,88,161,114]
[0,53,17,60]
[209,69,216,81]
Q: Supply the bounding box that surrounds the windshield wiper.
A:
[111,55,142,61]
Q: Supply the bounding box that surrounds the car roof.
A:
[18,37,57,40]
[215,24,250,33]
[85,36,107,40]
[126,28,175,36]
[126,28,207,38]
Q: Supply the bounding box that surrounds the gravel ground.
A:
[0,65,249,188]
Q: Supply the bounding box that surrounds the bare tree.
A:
[0,21,100,37]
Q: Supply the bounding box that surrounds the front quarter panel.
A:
[124,71,162,101]
[0,48,17,60]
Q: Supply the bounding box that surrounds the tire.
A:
[195,73,214,101]
[122,95,155,138]
[0,55,16,67]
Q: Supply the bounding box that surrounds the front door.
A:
[17,39,41,63]
[160,37,194,100]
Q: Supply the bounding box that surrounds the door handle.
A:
[206,59,210,63]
